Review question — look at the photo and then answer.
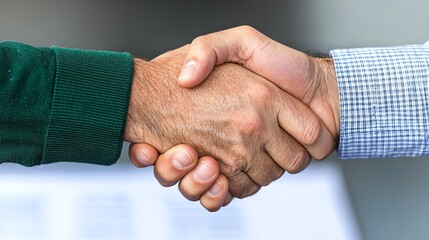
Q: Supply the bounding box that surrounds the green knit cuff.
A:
[42,47,134,165]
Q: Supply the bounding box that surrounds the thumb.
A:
[177,25,268,88]
[177,26,312,103]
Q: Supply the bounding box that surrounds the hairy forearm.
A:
[124,58,150,143]
[124,56,191,150]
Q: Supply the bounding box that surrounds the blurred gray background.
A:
[1,0,429,239]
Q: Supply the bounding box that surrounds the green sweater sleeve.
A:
[0,41,134,166]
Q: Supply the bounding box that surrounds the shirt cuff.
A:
[331,43,429,159]
[42,47,134,165]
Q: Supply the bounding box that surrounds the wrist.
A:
[124,58,151,142]
[313,57,340,140]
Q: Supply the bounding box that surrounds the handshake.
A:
[124,26,340,211]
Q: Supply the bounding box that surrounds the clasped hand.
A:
[124,26,340,212]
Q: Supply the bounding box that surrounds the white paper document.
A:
[0,156,361,240]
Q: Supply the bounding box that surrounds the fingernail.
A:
[208,180,223,197]
[193,161,215,183]
[136,150,151,165]
[178,60,197,82]
[171,150,193,170]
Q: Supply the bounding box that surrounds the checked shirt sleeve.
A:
[331,42,429,159]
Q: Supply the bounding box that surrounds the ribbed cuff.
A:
[42,47,134,165]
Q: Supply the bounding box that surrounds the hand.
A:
[124,45,334,206]
[177,26,340,146]
[128,143,232,212]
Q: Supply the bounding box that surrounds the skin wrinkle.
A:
[124,27,346,211]
[302,56,319,104]
[237,26,268,68]
[127,27,342,209]
[133,56,250,157]
[126,45,321,197]
[312,57,340,140]
[244,36,277,70]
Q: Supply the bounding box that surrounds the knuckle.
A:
[227,173,261,199]
[301,117,322,146]
[231,85,273,135]
[219,140,256,177]
[314,151,330,161]
[274,169,285,181]
[251,82,274,104]
[237,25,257,35]
[237,111,264,137]
[232,184,261,199]
[219,155,245,178]
[256,176,272,187]
[286,151,310,173]
[249,166,283,186]
[191,35,211,48]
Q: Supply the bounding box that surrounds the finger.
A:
[199,175,229,212]
[223,193,233,206]
[154,144,199,187]
[178,156,219,201]
[129,143,159,168]
[227,172,261,199]
[277,93,336,160]
[178,26,314,104]
[245,150,284,186]
[178,26,267,88]
[264,128,311,174]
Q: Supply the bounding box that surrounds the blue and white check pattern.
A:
[331,42,429,159]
